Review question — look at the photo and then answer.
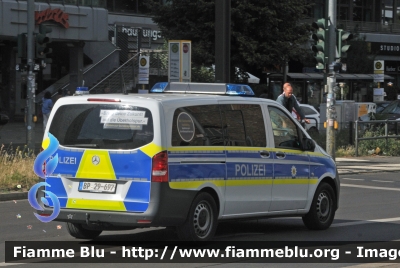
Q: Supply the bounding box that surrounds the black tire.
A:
[302,182,336,230]
[176,192,218,241]
[66,222,102,239]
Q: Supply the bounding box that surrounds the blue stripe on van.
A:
[44,177,68,208]
[169,163,226,181]
[124,181,151,212]
[109,150,152,181]
[53,149,83,176]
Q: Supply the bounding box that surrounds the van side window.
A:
[171,105,224,146]
[268,106,301,149]
[220,104,266,147]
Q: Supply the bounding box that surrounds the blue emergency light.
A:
[150,82,254,96]
[75,87,89,95]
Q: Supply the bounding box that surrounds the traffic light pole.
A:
[326,0,337,160]
[26,0,36,151]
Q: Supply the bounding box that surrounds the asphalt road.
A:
[1,171,400,267]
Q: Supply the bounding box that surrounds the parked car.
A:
[375,101,392,113]
[293,104,320,134]
[359,100,400,134]
[0,112,9,125]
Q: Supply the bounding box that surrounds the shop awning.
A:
[269,73,394,80]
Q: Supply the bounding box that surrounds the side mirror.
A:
[302,137,316,151]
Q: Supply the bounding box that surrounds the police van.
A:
[39,82,340,241]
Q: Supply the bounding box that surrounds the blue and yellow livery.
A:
[38,82,339,241]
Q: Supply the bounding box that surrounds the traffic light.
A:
[35,24,52,63]
[17,33,27,59]
[337,29,353,58]
[311,18,328,70]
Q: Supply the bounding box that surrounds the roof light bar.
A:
[150,82,168,93]
[150,82,255,96]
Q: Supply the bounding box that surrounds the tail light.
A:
[151,151,168,182]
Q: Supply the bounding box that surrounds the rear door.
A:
[45,103,155,213]
[167,104,227,199]
[219,101,273,216]
[266,106,310,211]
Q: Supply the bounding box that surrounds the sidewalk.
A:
[1,121,400,201]
[336,156,400,175]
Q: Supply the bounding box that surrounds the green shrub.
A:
[0,144,37,192]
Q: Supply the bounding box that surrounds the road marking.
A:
[342,178,364,181]
[332,217,400,228]
[341,183,400,191]
[336,158,370,162]
[372,180,394,183]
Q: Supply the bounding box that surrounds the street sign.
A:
[168,41,180,82]
[181,41,191,82]
[374,60,385,83]
[373,74,384,82]
[374,60,384,74]
[168,40,191,82]
[138,56,149,84]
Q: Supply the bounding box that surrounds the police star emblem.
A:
[291,165,297,178]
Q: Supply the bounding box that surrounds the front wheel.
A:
[302,182,336,230]
[66,222,102,239]
[176,192,218,241]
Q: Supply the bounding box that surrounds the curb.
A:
[0,191,28,202]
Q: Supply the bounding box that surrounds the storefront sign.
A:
[371,42,400,55]
[35,8,69,28]
[384,61,400,74]
[121,27,162,41]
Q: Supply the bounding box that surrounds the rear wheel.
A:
[66,222,102,239]
[176,192,218,241]
[302,182,336,230]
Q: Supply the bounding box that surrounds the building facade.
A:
[269,0,400,110]
[0,0,164,120]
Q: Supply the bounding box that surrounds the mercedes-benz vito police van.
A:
[37,82,339,241]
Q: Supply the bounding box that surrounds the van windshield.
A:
[49,104,154,150]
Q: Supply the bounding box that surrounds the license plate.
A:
[78,181,116,193]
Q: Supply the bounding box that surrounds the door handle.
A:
[276,152,286,159]
[259,150,270,158]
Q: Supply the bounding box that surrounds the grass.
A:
[0,144,37,193]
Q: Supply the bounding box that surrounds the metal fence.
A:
[89,50,168,93]
[354,120,400,156]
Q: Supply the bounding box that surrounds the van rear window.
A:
[49,104,153,150]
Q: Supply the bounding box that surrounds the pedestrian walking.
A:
[276,82,310,125]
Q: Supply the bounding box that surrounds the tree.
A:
[147,0,312,82]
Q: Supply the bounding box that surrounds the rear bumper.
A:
[39,182,197,228]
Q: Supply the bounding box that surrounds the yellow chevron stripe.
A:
[66,199,126,211]
[140,142,165,157]
[169,180,225,189]
[75,150,116,180]
[169,177,319,189]
[273,179,312,185]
